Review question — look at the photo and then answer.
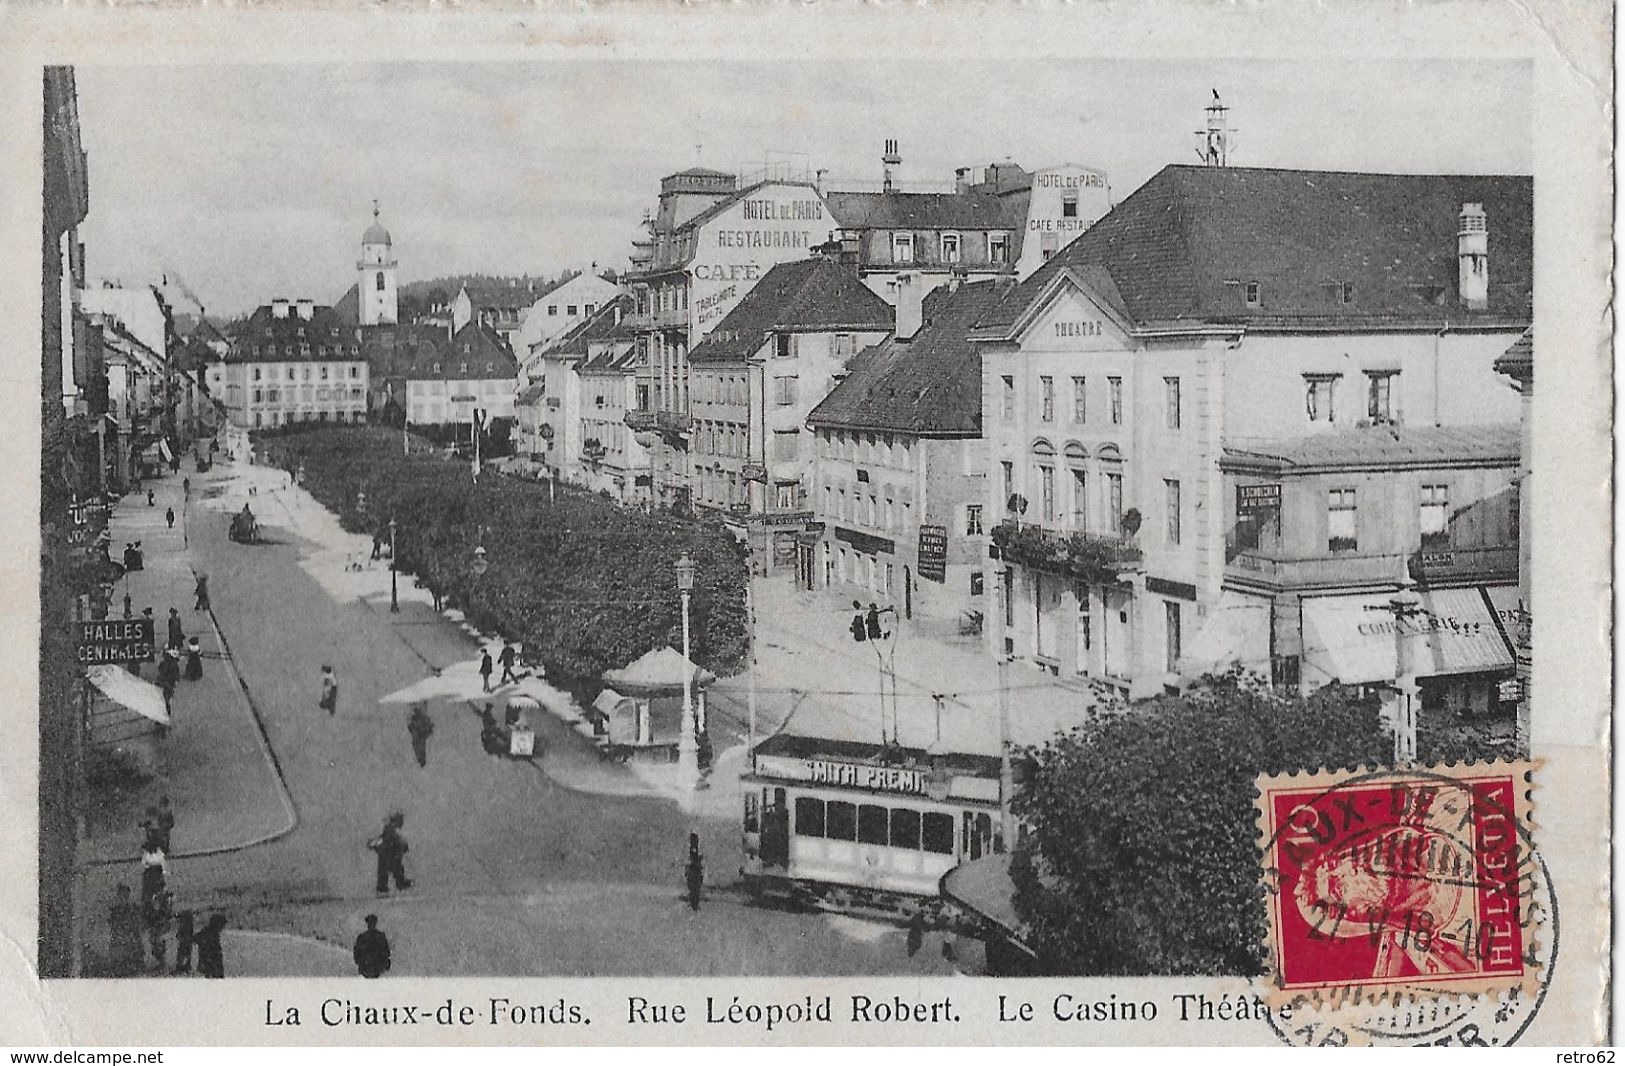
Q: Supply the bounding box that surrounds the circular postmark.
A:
[1253,765,1554,1047]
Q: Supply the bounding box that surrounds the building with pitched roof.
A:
[522,296,636,488]
[452,280,543,343]
[686,257,893,572]
[807,278,1010,622]
[970,163,1530,701]
[402,321,518,428]
[220,299,368,428]
[573,301,646,502]
[513,270,624,358]
[357,323,450,421]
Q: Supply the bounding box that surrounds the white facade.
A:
[578,366,649,501]
[1012,164,1114,280]
[404,375,516,427]
[515,273,622,357]
[221,359,371,429]
[81,285,168,362]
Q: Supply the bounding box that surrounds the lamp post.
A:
[675,551,699,788]
[388,516,399,613]
[1367,566,1423,765]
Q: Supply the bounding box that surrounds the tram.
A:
[741,732,1004,918]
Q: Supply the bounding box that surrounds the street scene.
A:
[39,59,1535,981]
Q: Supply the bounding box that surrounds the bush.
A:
[260,428,748,690]
[1010,672,1389,976]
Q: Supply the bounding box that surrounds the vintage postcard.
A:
[0,0,1611,1049]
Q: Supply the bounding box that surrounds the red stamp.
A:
[1257,764,1538,1005]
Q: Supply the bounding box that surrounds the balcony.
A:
[655,410,693,435]
[624,408,658,432]
[1224,542,1517,591]
[989,521,1142,584]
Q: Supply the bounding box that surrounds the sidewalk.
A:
[81,467,296,865]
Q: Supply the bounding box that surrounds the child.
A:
[319,665,339,716]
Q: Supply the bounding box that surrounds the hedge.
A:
[1010,672,1390,976]
[261,428,748,693]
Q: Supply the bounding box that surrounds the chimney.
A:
[894,271,925,341]
[271,298,290,319]
[815,168,828,193]
[1458,202,1489,311]
[955,167,972,195]
[296,298,315,320]
[882,138,902,193]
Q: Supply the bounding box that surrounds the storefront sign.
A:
[742,463,767,483]
[834,526,896,557]
[1237,484,1282,511]
[1146,576,1197,601]
[755,753,927,795]
[917,524,948,583]
[76,618,155,666]
[1053,320,1105,338]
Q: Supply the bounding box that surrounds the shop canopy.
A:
[1301,587,1515,688]
[85,664,170,725]
[1183,590,1271,678]
[601,646,716,697]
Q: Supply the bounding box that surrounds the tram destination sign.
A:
[756,754,927,795]
[76,618,155,666]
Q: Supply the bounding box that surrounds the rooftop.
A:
[687,258,894,364]
[976,164,1533,335]
[823,189,1026,231]
[1221,424,1520,472]
[807,279,1012,436]
[539,295,636,360]
[1495,328,1534,379]
[226,303,355,363]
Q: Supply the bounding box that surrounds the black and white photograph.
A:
[10,2,1612,1049]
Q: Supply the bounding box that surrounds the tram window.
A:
[858,804,889,845]
[794,797,825,837]
[890,808,921,849]
[922,812,954,854]
[743,793,759,833]
[826,801,857,841]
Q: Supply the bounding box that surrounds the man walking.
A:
[319,665,339,716]
[194,914,227,978]
[155,795,176,853]
[407,704,434,768]
[353,915,391,978]
[194,573,210,612]
[165,506,175,530]
[498,642,518,685]
[157,649,180,717]
[479,649,494,693]
[166,607,184,650]
[684,832,704,912]
[371,813,412,894]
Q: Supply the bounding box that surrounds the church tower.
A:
[358,201,398,325]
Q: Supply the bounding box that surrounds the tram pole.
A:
[998,648,1014,851]
[745,580,758,755]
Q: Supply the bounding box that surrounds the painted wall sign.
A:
[754,753,927,795]
[1145,576,1198,601]
[917,524,948,583]
[691,186,832,329]
[1237,483,1283,511]
[77,618,155,665]
[1054,320,1105,338]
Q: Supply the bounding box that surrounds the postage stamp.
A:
[1255,762,1542,1011]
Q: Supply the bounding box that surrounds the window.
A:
[1165,601,1182,673]
[941,232,961,263]
[773,376,798,406]
[1071,469,1088,528]
[320,366,329,380]
[1001,461,1014,507]
[775,333,793,359]
[547,305,558,316]
[253,389,262,403]
[1367,371,1398,423]
[287,368,295,381]
[1040,376,1054,422]
[970,572,985,597]
[988,232,1009,263]
[1328,488,1358,552]
[889,808,921,849]
[1041,232,1060,261]
[1109,376,1123,424]
[1072,376,1086,423]
[1164,376,1181,430]
[858,804,888,845]
[253,412,262,428]
[773,430,799,461]
[775,483,798,510]
[1341,282,1355,304]
[965,503,984,536]
[794,797,825,837]
[1165,479,1182,545]
[349,365,359,379]
[567,305,578,316]
[1421,484,1450,548]
[585,303,596,315]
[375,272,385,292]
[1107,472,1124,532]
[1001,375,1015,420]
[922,811,955,854]
[834,333,854,358]
[1306,375,1337,422]
[892,232,915,263]
[1245,281,1262,307]
[1062,190,1079,218]
[1039,466,1055,522]
[252,367,262,381]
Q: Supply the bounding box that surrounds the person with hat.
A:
[194,914,227,978]
[184,635,204,682]
[370,813,412,894]
[165,506,175,530]
[352,915,391,978]
[166,607,184,651]
[157,648,181,716]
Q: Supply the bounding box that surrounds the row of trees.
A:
[263,428,748,697]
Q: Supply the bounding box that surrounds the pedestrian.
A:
[479,703,502,756]
[906,909,926,957]
[182,477,191,500]
[108,884,144,977]
[193,573,210,612]
[122,591,132,619]
[684,832,704,911]
[319,665,339,716]
[167,607,184,650]
[498,642,518,685]
[157,649,180,715]
[147,489,155,507]
[431,586,442,612]
[131,542,144,570]
[194,914,227,978]
[155,795,176,853]
[407,704,434,768]
[479,650,494,693]
[140,806,163,852]
[184,636,203,681]
[371,530,383,562]
[139,841,167,908]
[165,506,175,530]
[352,914,391,978]
[123,542,138,571]
[173,910,195,974]
[143,886,173,971]
[370,813,412,894]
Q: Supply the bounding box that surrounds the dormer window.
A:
[460,362,469,374]
[432,362,441,374]
[1245,281,1262,307]
[485,362,494,373]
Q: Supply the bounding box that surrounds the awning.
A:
[1301,588,1514,687]
[86,665,170,725]
[1183,591,1271,677]
[156,439,174,462]
[1482,584,1530,648]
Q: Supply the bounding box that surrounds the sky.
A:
[75,59,1531,319]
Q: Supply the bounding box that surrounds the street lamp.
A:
[675,551,699,788]
[388,516,399,613]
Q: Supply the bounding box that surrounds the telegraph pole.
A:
[1366,570,1423,765]
[996,567,1015,850]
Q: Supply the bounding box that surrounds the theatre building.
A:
[971,163,1530,699]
